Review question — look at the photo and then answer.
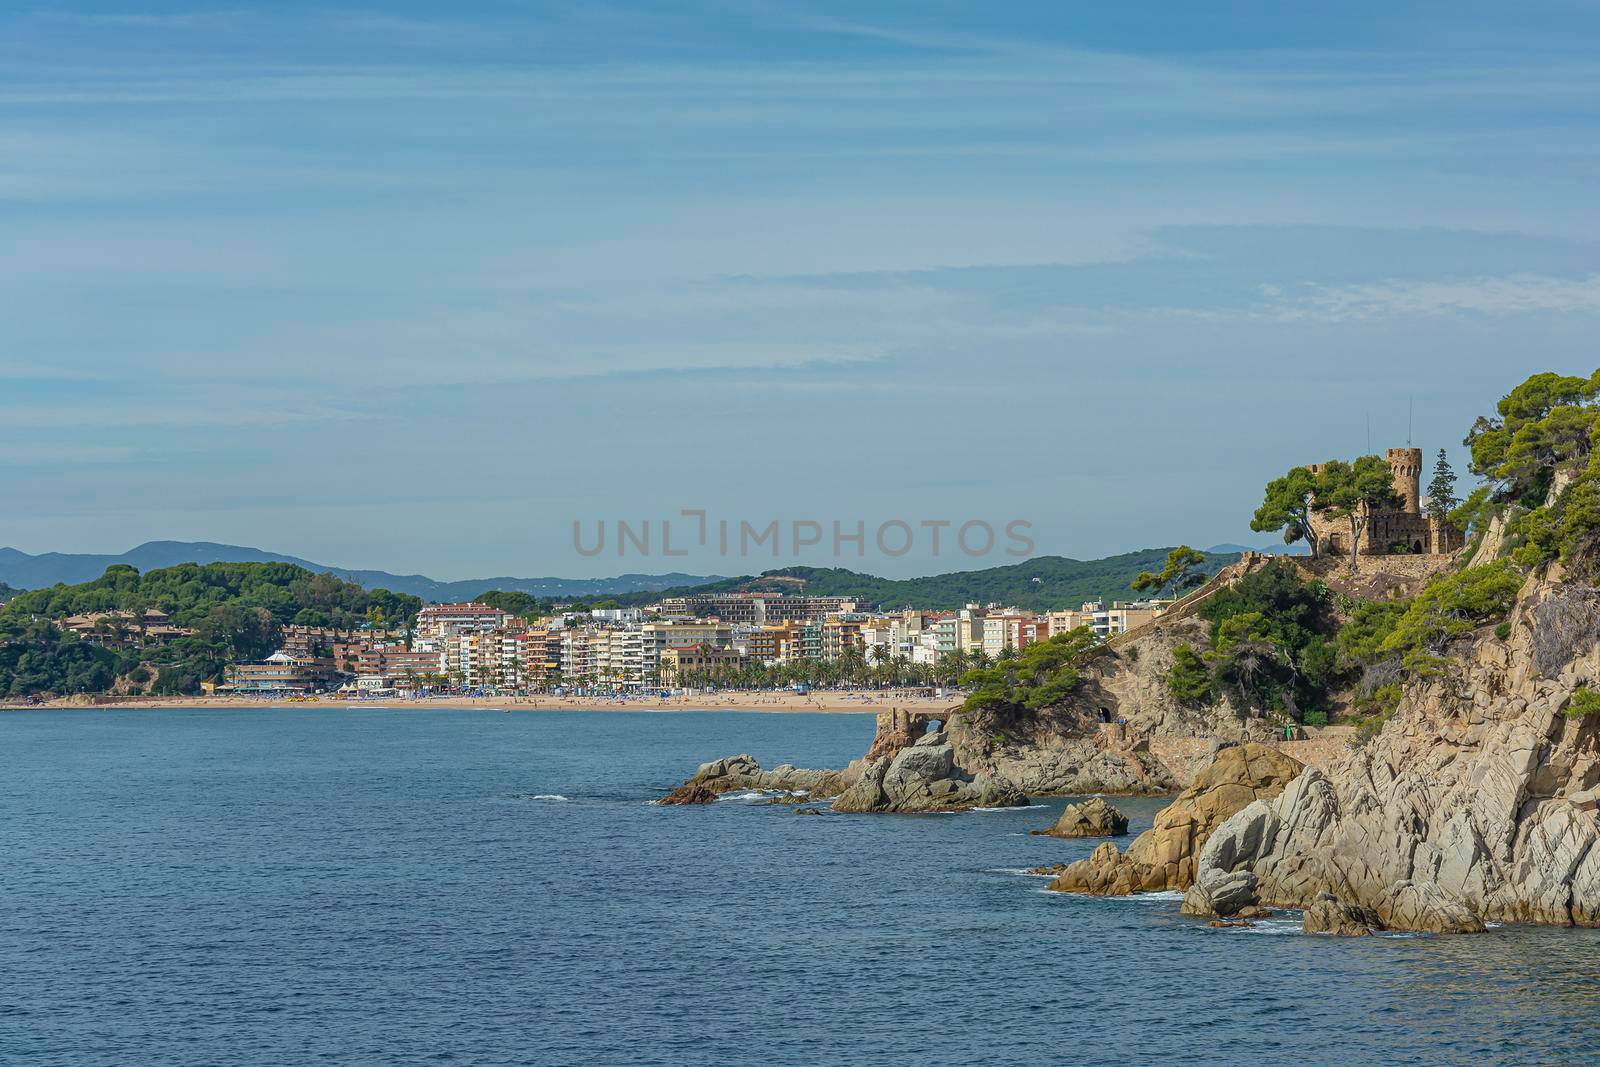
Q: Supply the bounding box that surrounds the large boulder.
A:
[1302,893,1379,937]
[1033,797,1129,838]
[1181,868,1259,918]
[832,733,1027,813]
[1048,743,1303,896]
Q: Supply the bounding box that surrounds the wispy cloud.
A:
[3,4,1599,570]
[1255,273,1600,321]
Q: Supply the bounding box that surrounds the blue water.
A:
[4,707,1600,1066]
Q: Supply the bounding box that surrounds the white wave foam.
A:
[526,794,570,802]
[715,788,803,802]
[988,867,1056,878]
[1232,918,1304,935]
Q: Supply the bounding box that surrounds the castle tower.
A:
[1387,447,1422,515]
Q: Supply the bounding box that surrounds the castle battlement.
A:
[1304,447,1462,558]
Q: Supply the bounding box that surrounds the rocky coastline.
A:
[661,608,1302,813]
[1171,576,1600,933]
[665,574,1600,935]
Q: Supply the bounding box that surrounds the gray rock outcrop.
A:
[1176,575,1600,933]
[832,732,1027,813]
[1302,893,1378,936]
[1033,796,1129,838]
[684,753,849,798]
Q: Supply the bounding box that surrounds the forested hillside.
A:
[615,550,1238,612]
[0,563,419,699]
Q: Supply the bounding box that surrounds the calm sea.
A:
[3,706,1598,1065]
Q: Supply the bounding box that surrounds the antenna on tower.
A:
[1366,412,1371,454]
[1408,396,1413,447]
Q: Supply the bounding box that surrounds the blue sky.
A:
[3,2,1599,579]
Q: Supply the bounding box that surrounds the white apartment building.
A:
[592,628,646,690]
[1048,600,1172,639]
[981,612,1045,658]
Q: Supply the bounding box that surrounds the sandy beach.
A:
[1,690,965,715]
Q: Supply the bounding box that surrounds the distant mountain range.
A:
[0,542,727,601]
[1205,542,1310,556]
[0,539,1299,609]
[609,546,1279,612]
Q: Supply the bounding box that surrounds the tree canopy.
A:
[960,627,1104,718]
[1184,560,1337,721]
[1426,449,1459,521]
[1466,370,1600,502]
[1,561,420,632]
[1251,466,1321,557]
[1462,368,1600,579]
[1130,546,1208,599]
[1312,455,1403,572]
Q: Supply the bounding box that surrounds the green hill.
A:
[617,549,1238,612]
[0,562,421,699]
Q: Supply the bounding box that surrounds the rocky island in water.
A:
[666,367,1600,938]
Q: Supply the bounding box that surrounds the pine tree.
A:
[1426,449,1459,520]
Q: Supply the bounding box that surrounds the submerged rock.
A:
[658,781,718,806]
[668,753,849,801]
[1032,797,1129,838]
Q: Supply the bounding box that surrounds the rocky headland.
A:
[661,716,1027,813]
[663,574,1311,813]
[1175,575,1600,933]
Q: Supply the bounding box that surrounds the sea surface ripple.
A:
[3,706,1598,1066]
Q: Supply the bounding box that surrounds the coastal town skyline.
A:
[4,3,1600,576]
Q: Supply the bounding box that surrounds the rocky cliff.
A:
[1182,574,1600,932]
[940,613,1281,796]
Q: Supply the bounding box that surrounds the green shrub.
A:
[1495,621,1513,640]
[1363,682,1403,717]
[1334,598,1407,670]
[1562,687,1600,720]
[1199,561,1334,716]
[961,626,1103,716]
[1379,561,1523,673]
[1353,708,1394,746]
[1166,642,1213,704]
[1303,709,1329,727]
